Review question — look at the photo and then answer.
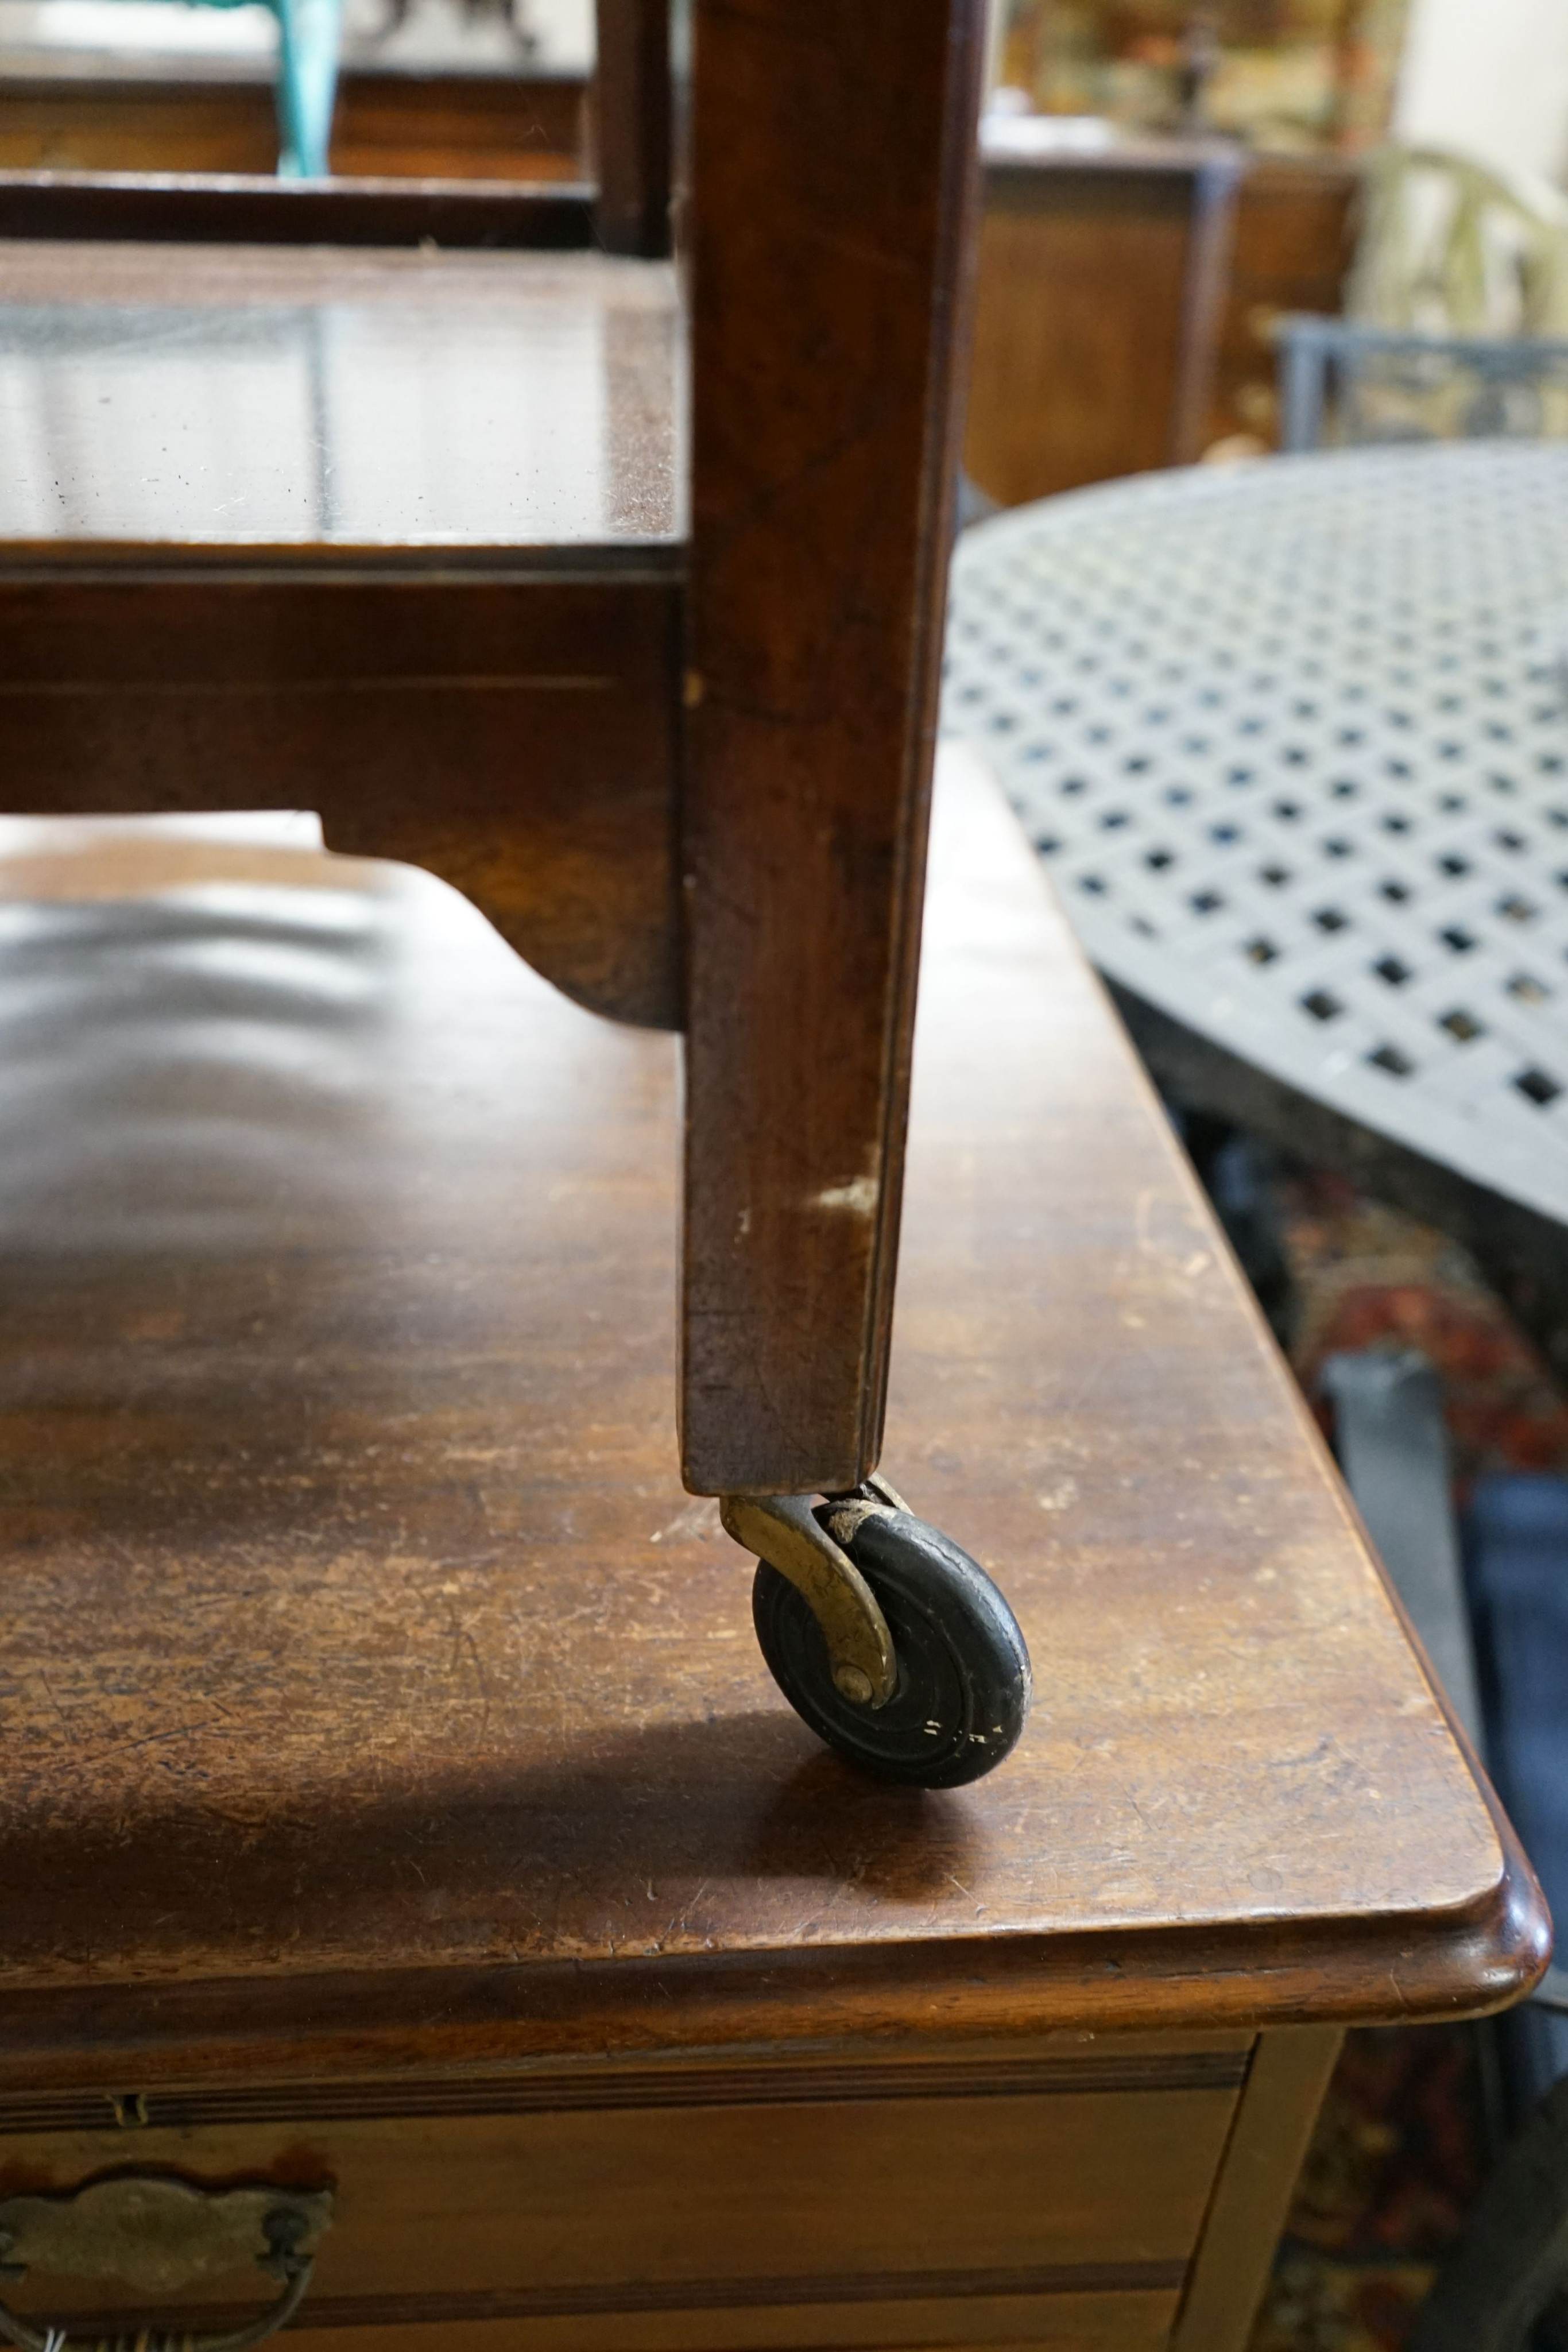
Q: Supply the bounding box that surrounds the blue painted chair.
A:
[1276,146,1568,455]
[266,0,342,177]
[1275,314,1568,452]
[135,0,342,176]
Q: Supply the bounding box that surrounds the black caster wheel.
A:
[753,1503,1031,1788]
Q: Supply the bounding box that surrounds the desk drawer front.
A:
[0,2068,1241,2350]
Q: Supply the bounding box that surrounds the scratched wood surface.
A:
[0,746,1541,2081]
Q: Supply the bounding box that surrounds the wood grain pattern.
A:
[0,2090,1234,2317]
[2,2293,1184,2350]
[0,572,681,1026]
[0,73,586,184]
[592,0,671,258]
[329,74,584,185]
[0,2044,1250,2134]
[0,748,1542,2086]
[0,241,683,1023]
[1172,2026,1345,2352]
[965,148,1241,504]
[680,0,986,1495]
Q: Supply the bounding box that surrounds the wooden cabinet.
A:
[965,144,1358,497]
[964,143,1241,502]
[0,753,1543,2352]
[1209,152,1358,448]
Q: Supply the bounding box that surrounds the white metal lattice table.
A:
[943,441,1568,1346]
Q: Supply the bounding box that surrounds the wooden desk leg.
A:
[1172,2025,1343,2352]
[681,0,985,1499]
[593,0,672,258]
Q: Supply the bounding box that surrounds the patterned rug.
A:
[1197,1147,1568,2351]
[1248,2025,1490,2351]
[1276,1168,1568,1492]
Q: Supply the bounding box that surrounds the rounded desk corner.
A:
[1280,1774,1553,2034]
[1371,1646,1556,2026]
[1312,1805,1555,2037]
[1416,1815,1554,2022]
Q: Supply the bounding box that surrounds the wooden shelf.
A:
[0,238,683,555]
[0,69,586,183]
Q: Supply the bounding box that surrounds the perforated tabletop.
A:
[943,442,1568,1234]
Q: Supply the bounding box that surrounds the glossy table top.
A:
[0,240,683,555]
[0,748,1538,2077]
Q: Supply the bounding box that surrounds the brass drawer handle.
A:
[0,2176,333,2352]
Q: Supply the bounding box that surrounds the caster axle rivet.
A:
[832,1664,875,1706]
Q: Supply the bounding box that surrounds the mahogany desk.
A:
[0,745,1545,2352]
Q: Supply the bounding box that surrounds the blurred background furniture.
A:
[0,0,580,177]
[205,0,341,172]
[52,0,344,174]
[967,6,1568,478]
[944,439,1568,1378]
[979,132,1568,485]
[0,0,637,221]
[1347,144,1568,336]
[963,127,1243,502]
[0,59,582,177]
[993,0,1411,158]
[1207,148,1360,454]
[1276,314,1568,448]
[1274,143,1568,452]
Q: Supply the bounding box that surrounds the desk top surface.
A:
[0,240,683,556]
[0,749,1542,2083]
